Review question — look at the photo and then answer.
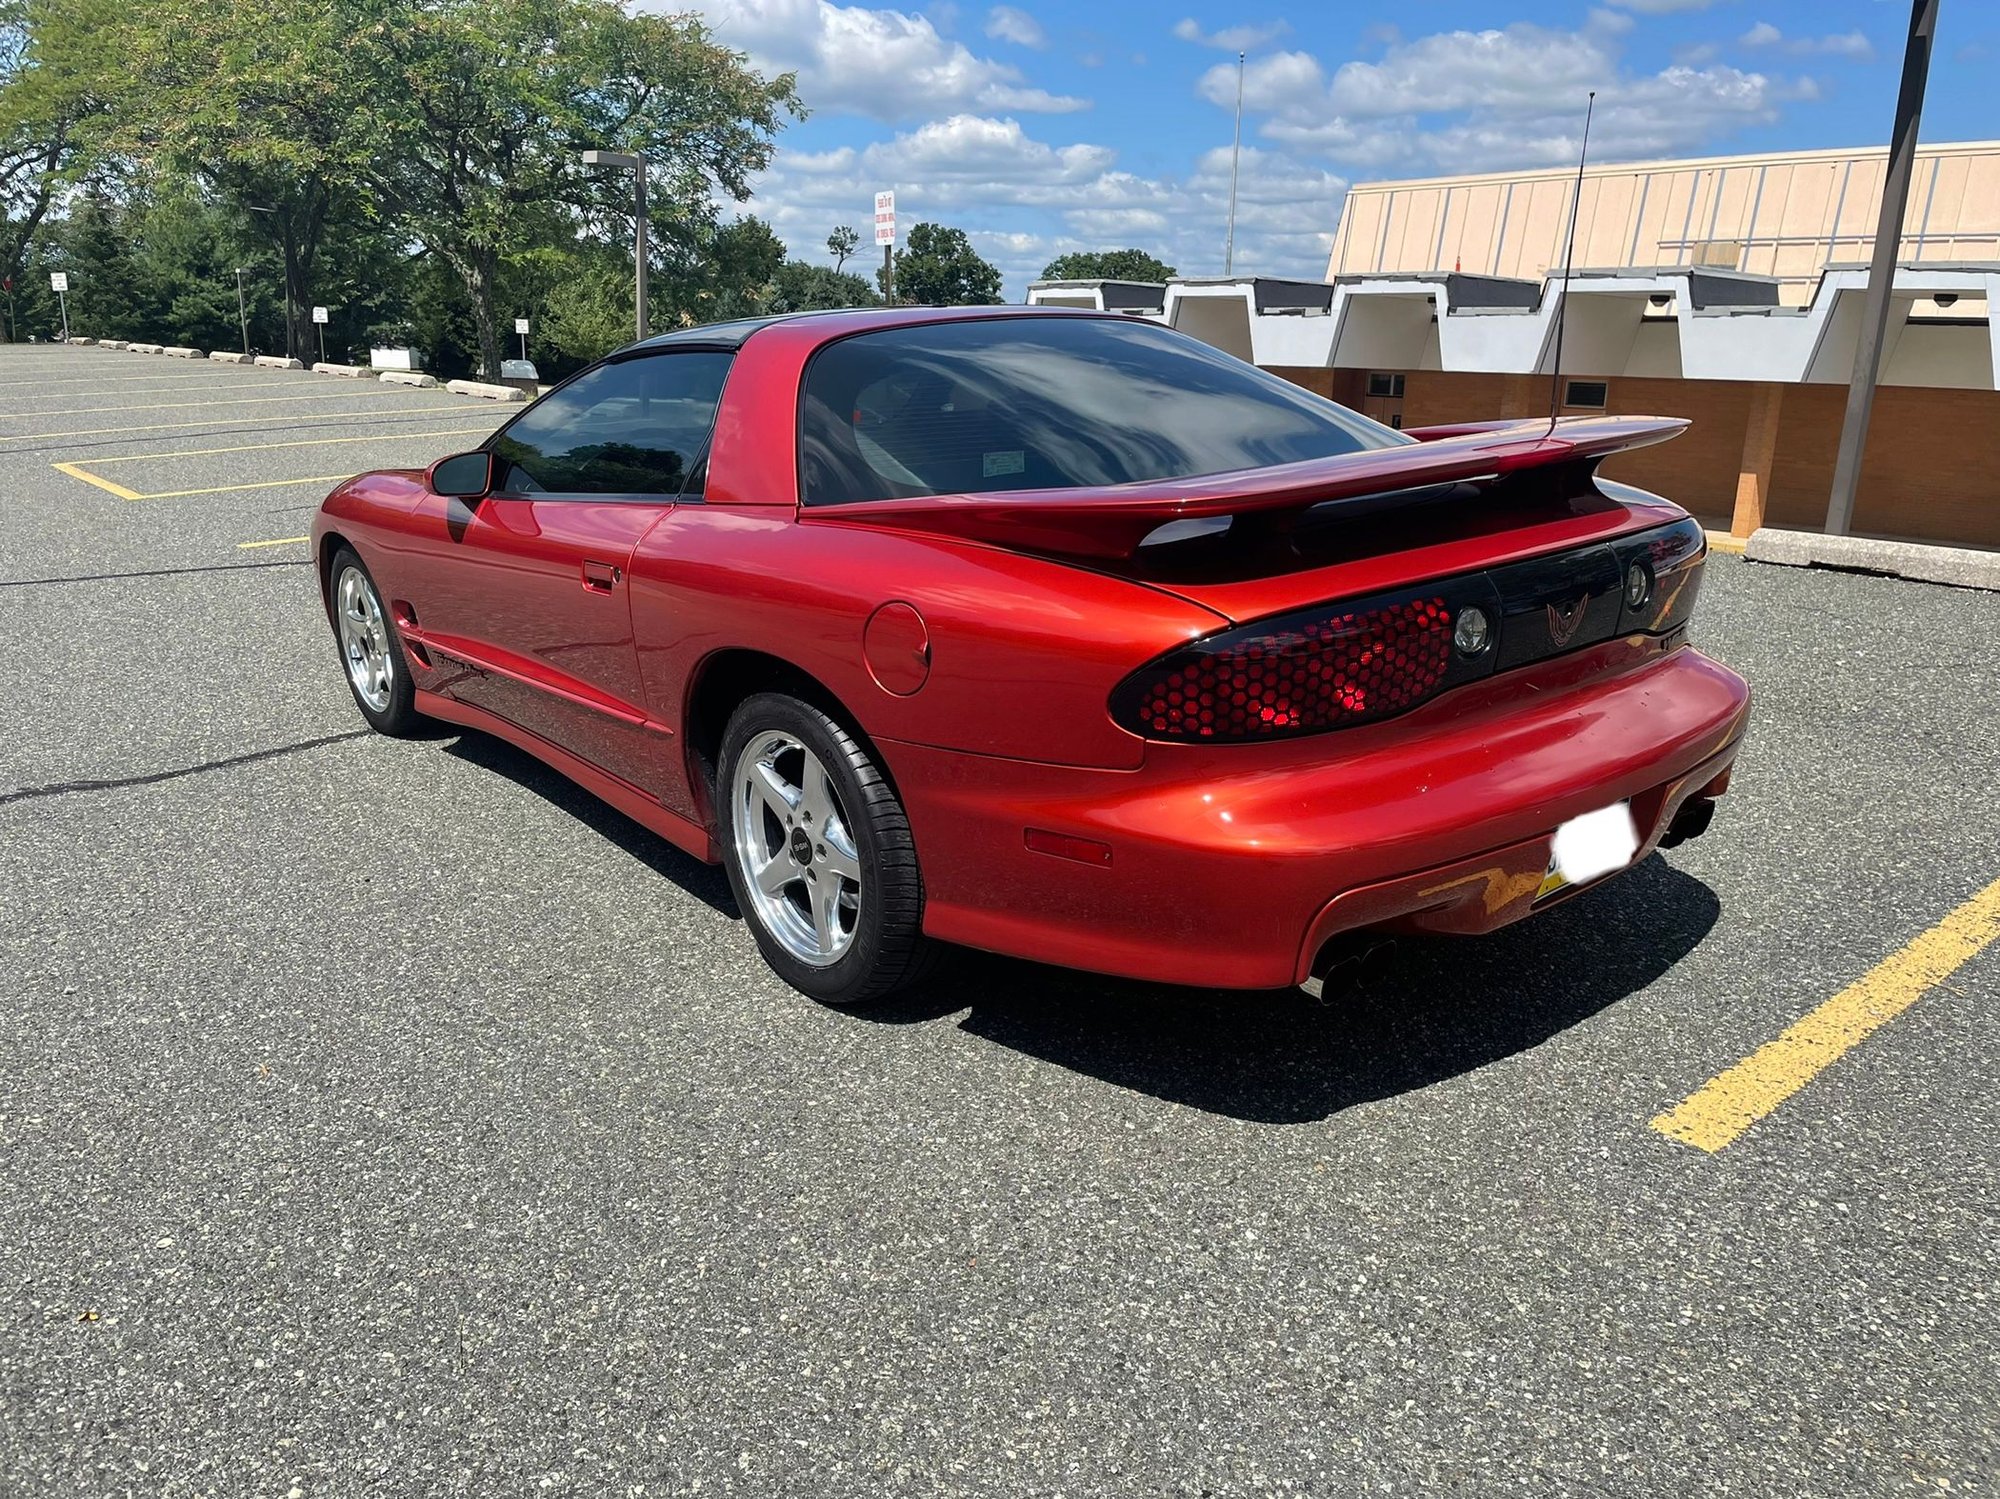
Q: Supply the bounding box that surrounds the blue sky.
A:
[661,1,1998,295]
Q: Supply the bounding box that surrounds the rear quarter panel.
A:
[625,508,1226,796]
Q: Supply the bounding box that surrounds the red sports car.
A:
[312,306,1749,1005]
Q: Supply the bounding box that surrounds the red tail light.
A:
[1113,595,1458,742]
[1108,518,1706,744]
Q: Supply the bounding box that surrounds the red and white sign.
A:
[873,190,896,247]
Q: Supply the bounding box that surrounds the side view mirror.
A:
[428,450,496,500]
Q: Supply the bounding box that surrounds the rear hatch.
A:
[807,415,1708,742]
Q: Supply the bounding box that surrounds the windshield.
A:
[799,316,1403,506]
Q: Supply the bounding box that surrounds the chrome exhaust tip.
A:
[1299,934,1399,999]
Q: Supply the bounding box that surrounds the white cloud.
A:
[672,0,1087,121]
[1203,20,1809,175]
[984,4,1046,49]
[1601,0,1722,12]
[1171,17,1291,52]
[1740,23,1874,59]
[738,115,1344,296]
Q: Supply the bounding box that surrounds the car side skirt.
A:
[413,689,718,864]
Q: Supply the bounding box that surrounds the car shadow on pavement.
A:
[442,731,737,916]
[868,854,1719,1125]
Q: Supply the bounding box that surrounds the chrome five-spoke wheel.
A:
[336,564,394,713]
[733,731,864,966]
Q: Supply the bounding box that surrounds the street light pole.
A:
[582,149,650,341]
[1825,0,1940,536]
[235,268,250,354]
[244,205,296,360]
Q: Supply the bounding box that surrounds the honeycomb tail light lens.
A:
[1111,591,1482,742]
[1109,518,1703,745]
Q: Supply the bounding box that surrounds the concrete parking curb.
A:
[99,339,128,350]
[128,342,163,355]
[67,336,96,346]
[210,351,249,363]
[445,378,529,402]
[164,346,202,358]
[254,354,304,369]
[1745,527,2000,593]
[379,371,438,388]
[312,362,370,378]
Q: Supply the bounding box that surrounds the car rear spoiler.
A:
[802,415,1688,562]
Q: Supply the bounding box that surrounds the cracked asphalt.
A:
[1,344,1996,1496]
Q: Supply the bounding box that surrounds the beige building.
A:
[1029,140,2000,551]
[1329,140,2000,308]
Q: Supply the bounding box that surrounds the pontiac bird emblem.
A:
[1546,592,1590,647]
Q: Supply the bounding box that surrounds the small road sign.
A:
[874,190,896,247]
[49,271,68,292]
[312,306,329,324]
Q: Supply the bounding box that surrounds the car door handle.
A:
[581,560,622,593]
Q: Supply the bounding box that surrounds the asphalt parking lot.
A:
[2,342,1996,1496]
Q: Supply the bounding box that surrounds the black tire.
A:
[326,545,424,737]
[718,692,938,1006]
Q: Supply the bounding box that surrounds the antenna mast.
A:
[1225,51,1245,275]
[1547,91,1597,431]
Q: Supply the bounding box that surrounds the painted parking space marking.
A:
[237,536,311,550]
[135,474,357,500]
[0,379,330,404]
[50,460,142,500]
[47,424,500,502]
[1,403,493,446]
[1652,875,2000,1152]
[73,425,497,468]
[6,386,419,421]
[0,371,261,388]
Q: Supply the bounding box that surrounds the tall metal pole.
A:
[1224,50,1245,275]
[583,151,651,341]
[236,269,250,354]
[633,160,649,342]
[1825,0,1939,536]
[56,288,69,342]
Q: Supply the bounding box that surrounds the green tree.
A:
[109,0,383,362]
[534,240,635,372]
[826,224,858,273]
[361,0,798,375]
[657,214,785,324]
[767,259,877,314]
[0,0,122,318]
[1040,248,1176,282]
[892,222,1001,306]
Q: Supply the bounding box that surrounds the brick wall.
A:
[1265,364,2000,548]
[1769,384,2000,549]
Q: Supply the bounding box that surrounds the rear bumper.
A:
[885,638,1751,990]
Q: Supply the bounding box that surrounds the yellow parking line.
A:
[81,426,494,466]
[1,406,489,444]
[139,473,356,500]
[1653,876,2000,1152]
[0,372,244,387]
[238,535,311,549]
[11,387,411,419]
[50,460,143,501]
[1,380,328,403]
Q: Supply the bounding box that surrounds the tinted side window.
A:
[799,318,1400,507]
[490,351,732,496]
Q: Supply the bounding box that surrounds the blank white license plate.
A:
[1537,802,1639,900]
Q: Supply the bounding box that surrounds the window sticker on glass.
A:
[982,450,1026,479]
